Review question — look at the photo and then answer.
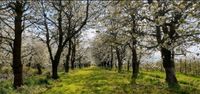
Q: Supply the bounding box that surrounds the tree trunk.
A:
[13,1,23,88]
[78,57,82,68]
[36,64,42,75]
[161,47,178,86]
[64,61,69,73]
[127,59,130,72]
[116,47,122,73]
[71,42,76,70]
[13,33,23,88]
[127,54,131,72]
[179,59,182,73]
[64,41,72,73]
[184,59,187,74]
[52,49,62,79]
[131,45,139,83]
[110,46,113,69]
[52,61,59,79]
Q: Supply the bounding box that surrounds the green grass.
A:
[1,67,200,94]
[0,75,49,94]
[43,67,200,94]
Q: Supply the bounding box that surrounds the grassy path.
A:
[44,67,131,94]
[1,66,200,94]
[43,67,200,94]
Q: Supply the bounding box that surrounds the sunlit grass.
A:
[0,66,200,94]
[44,67,200,94]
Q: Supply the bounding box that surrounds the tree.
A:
[0,0,39,88]
[0,1,24,88]
[64,39,71,72]
[100,1,143,80]
[40,0,89,79]
[144,1,200,86]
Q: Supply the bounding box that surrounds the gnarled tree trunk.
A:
[161,47,178,86]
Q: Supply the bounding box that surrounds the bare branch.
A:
[0,17,15,31]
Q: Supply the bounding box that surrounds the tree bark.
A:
[36,64,42,75]
[71,41,76,70]
[78,57,82,68]
[116,47,122,73]
[13,1,23,88]
[13,33,23,88]
[64,40,72,73]
[131,41,139,81]
[52,61,59,79]
[127,55,131,72]
[161,47,178,86]
[110,46,113,69]
[127,60,130,71]
[129,14,139,80]
[131,47,139,79]
[52,49,62,79]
